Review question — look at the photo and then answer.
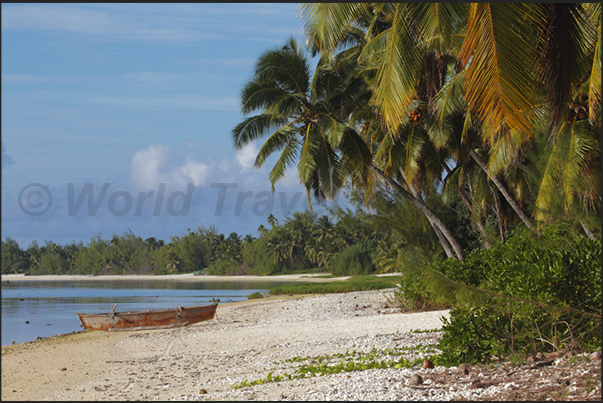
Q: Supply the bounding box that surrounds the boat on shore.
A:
[77,303,218,332]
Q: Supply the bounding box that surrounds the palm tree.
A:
[232,37,350,206]
[266,214,279,228]
[301,2,600,236]
[257,224,268,238]
[300,3,472,259]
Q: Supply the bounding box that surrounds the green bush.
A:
[398,225,601,365]
[394,268,448,312]
[330,244,375,276]
[239,237,279,275]
[206,257,241,275]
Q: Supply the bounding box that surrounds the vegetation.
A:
[3,3,600,368]
[268,275,403,296]
[230,2,601,366]
[5,195,462,277]
[233,344,440,389]
[247,291,265,300]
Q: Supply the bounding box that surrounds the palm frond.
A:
[412,3,469,53]
[338,128,373,179]
[267,135,301,191]
[254,122,298,168]
[487,128,524,176]
[460,3,543,142]
[254,38,311,95]
[560,119,600,210]
[432,70,467,121]
[584,3,601,123]
[318,113,346,147]
[232,115,288,149]
[297,125,321,184]
[299,3,369,53]
[539,4,594,126]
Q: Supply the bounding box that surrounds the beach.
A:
[1,284,600,401]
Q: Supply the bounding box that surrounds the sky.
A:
[1,3,348,248]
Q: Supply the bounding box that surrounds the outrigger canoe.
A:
[77,303,218,332]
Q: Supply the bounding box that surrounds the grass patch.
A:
[247,291,264,300]
[233,345,441,389]
[268,275,402,295]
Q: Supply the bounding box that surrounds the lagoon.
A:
[1,278,290,346]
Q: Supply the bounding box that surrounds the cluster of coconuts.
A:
[409,109,423,124]
[566,93,589,124]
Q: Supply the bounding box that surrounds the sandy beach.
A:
[1,286,600,401]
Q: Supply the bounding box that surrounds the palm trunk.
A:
[399,169,456,259]
[442,163,491,249]
[492,191,505,242]
[370,165,464,260]
[469,149,534,230]
[580,220,596,240]
[456,186,491,249]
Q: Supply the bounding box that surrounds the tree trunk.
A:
[370,165,464,260]
[492,191,505,242]
[442,163,491,249]
[469,149,534,230]
[580,220,596,240]
[399,169,456,259]
[456,183,492,249]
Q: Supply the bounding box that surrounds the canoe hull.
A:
[77,304,217,331]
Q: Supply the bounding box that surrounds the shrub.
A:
[239,238,279,275]
[330,244,375,276]
[206,257,240,275]
[397,224,601,365]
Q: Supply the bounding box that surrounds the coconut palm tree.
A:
[231,37,351,206]
[301,2,600,235]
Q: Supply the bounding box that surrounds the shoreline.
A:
[2,289,449,401]
[0,272,365,283]
[1,288,599,401]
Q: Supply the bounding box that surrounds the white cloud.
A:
[128,143,168,189]
[128,143,214,191]
[178,158,212,187]
[234,142,259,170]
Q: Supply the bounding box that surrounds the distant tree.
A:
[1,238,29,274]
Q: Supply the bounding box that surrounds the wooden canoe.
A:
[77,303,218,331]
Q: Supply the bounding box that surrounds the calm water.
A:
[1,279,289,346]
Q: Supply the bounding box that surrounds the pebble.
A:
[591,351,601,362]
[409,374,423,385]
[423,359,434,369]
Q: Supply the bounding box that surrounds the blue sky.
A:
[1,3,346,248]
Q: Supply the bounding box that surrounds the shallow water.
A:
[1,279,286,346]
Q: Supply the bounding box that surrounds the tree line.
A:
[1,184,493,277]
